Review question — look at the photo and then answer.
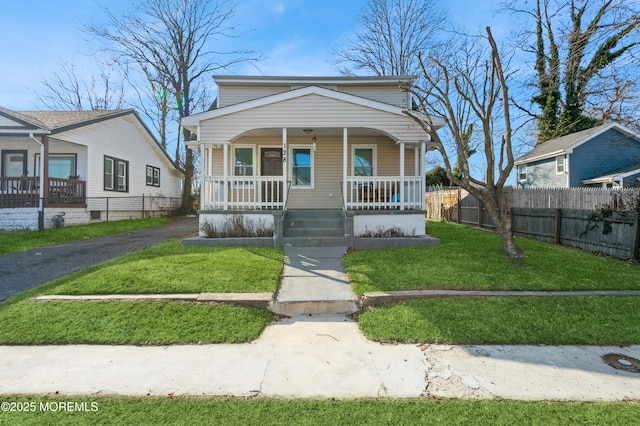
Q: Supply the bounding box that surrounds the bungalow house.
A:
[515,123,640,189]
[0,107,183,231]
[182,75,443,247]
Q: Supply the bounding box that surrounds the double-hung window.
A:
[291,146,313,188]
[146,165,160,187]
[556,156,565,174]
[518,165,527,182]
[353,147,375,177]
[234,147,254,186]
[104,156,128,192]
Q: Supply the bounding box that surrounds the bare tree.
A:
[405,28,523,258]
[35,56,125,111]
[508,0,640,143]
[85,0,261,213]
[333,0,446,76]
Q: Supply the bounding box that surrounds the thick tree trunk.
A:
[178,126,195,215]
[485,203,524,259]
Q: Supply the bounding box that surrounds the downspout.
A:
[29,134,46,229]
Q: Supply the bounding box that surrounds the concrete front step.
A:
[283,210,345,240]
[283,237,349,247]
[284,218,344,229]
[285,228,344,238]
[285,209,343,220]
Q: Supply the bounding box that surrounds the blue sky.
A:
[0,0,510,110]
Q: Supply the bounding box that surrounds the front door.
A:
[261,148,283,203]
[1,150,27,177]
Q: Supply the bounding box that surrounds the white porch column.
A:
[343,128,348,210]
[200,143,205,210]
[223,143,229,210]
[282,128,288,209]
[399,142,405,210]
[420,142,426,210]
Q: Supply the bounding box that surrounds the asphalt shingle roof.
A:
[515,123,616,164]
[9,110,130,130]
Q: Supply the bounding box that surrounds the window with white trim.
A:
[146,165,160,187]
[233,146,254,187]
[104,156,129,192]
[234,147,254,176]
[291,146,313,188]
[556,156,565,174]
[518,165,527,182]
[352,146,376,177]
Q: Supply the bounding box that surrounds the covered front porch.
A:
[0,176,86,208]
[198,127,427,212]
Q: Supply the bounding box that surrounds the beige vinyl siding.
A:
[218,85,289,107]
[218,83,409,109]
[288,136,343,209]
[199,94,427,145]
[338,85,408,108]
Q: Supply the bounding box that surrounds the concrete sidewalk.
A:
[0,314,639,400]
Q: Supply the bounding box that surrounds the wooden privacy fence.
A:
[510,208,640,259]
[509,187,640,210]
[425,186,640,259]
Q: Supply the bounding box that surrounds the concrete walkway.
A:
[270,246,360,315]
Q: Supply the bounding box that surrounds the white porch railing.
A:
[345,176,424,210]
[202,176,285,210]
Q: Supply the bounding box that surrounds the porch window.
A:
[234,147,254,176]
[35,154,77,179]
[353,146,375,176]
[104,156,129,192]
[291,146,313,187]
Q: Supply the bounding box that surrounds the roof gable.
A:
[515,123,640,165]
[183,85,414,127]
[0,107,50,134]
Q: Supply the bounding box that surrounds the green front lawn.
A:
[0,397,638,425]
[345,221,640,294]
[0,301,271,345]
[0,243,283,345]
[33,242,284,296]
[358,296,640,345]
[0,217,169,256]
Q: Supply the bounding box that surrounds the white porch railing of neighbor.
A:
[345,176,423,210]
[202,176,285,210]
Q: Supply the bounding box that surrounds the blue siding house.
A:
[515,123,640,188]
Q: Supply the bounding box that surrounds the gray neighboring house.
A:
[515,123,640,188]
